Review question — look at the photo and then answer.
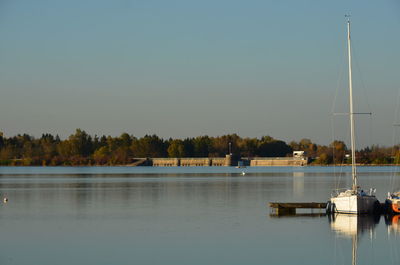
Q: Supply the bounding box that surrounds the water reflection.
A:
[330,214,380,265]
[0,174,284,220]
[0,167,399,265]
[385,215,400,236]
[292,172,304,197]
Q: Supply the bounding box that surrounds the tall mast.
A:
[347,18,357,191]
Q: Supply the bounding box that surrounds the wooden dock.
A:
[269,202,327,215]
[269,202,393,216]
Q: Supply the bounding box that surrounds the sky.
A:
[0,0,399,147]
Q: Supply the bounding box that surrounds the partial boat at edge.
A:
[386,192,400,214]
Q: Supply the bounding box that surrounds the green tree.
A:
[314,153,331,165]
[330,140,347,164]
[182,138,194,157]
[237,137,258,157]
[193,136,211,157]
[67,129,93,157]
[210,134,240,157]
[0,132,4,149]
[93,146,110,165]
[167,140,186,158]
[257,137,292,157]
[131,135,166,157]
[119,133,132,147]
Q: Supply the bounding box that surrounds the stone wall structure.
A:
[151,155,235,167]
[250,157,308,166]
[143,155,308,167]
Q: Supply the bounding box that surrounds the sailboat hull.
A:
[331,194,378,214]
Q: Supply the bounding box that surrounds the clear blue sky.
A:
[0,0,399,147]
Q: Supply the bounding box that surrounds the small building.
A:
[293,151,305,158]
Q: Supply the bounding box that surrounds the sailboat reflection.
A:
[385,214,400,235]
[330,214,380,265]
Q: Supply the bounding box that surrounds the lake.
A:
[0,166,399,265]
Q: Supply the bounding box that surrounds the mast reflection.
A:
[329,214,380,265]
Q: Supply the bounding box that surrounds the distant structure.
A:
[293,151,305,158]
[248,157,307,167]
[129,152,308,167]
[151,154,236,167]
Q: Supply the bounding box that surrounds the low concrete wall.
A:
[152,158,180,167]
[211,158,226,166]
[250,157,308,166]
[152,155,235,167]
[181,158,211,166]
[134,155,307,167]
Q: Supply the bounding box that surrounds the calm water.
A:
[0,166,399,265]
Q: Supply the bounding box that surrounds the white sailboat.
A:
[330,18,379,214]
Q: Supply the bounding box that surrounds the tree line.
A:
[0,129,399,166]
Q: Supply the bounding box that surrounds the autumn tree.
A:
[192,136,211,157]
[256,136,292,157]
[167,139,186,158]
[131,135,166,157]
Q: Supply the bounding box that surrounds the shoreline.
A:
[0,164,399,167]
